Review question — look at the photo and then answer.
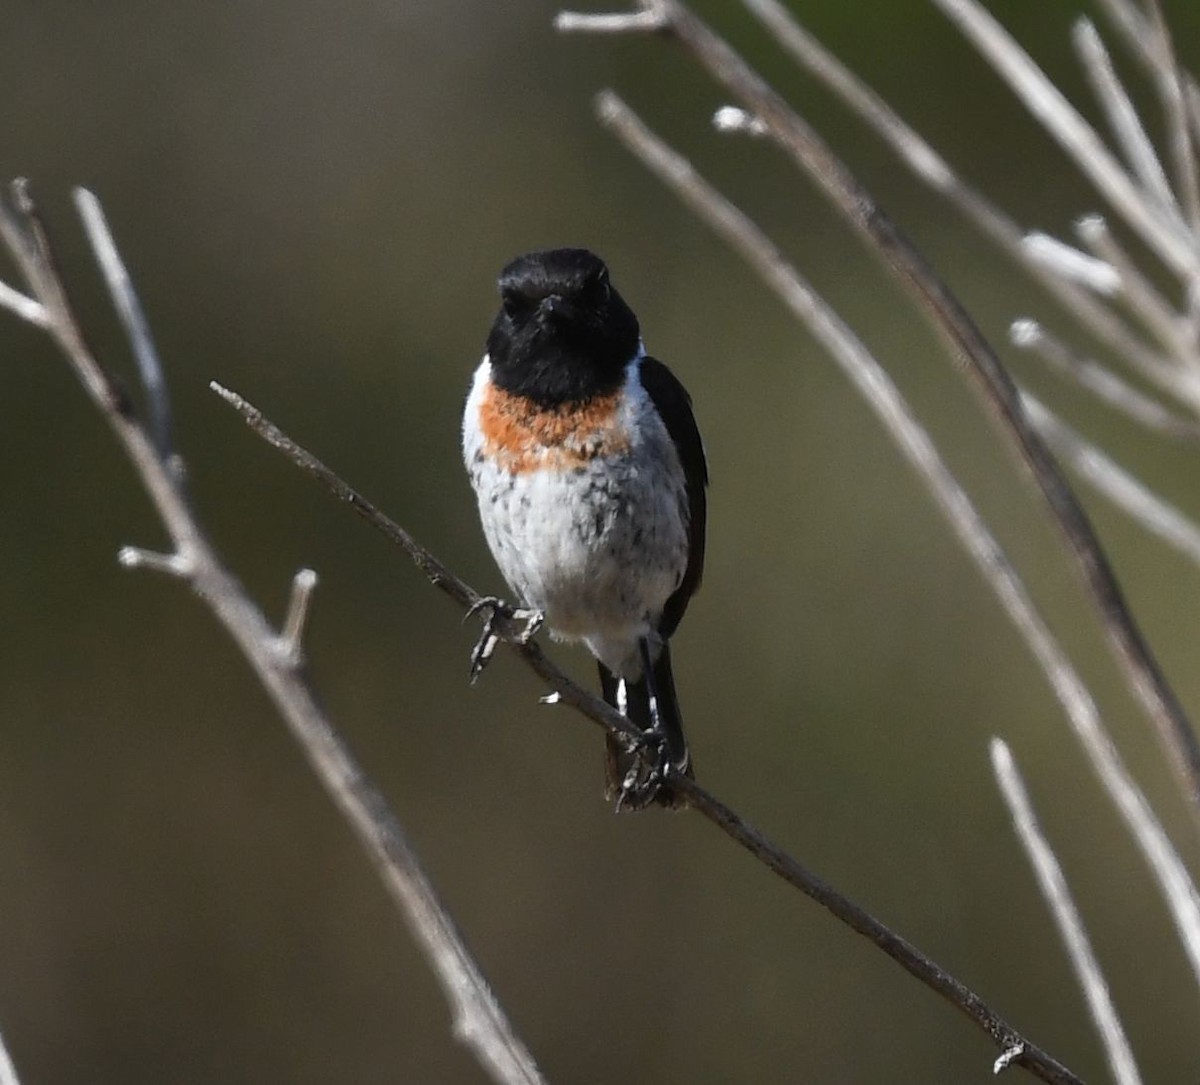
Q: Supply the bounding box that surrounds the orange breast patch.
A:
[478,382,629,474]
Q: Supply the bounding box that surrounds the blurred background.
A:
[2,1,1199,1081]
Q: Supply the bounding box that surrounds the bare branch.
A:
[1143,0,1200,241]
[592,83,1200,1023]
[214,379,1083,1085]
[1,187,547,1085]
[931,0,1199,279]
[1095,0,1200,151]
[1024,394,1200,568]
[210,385,479,612]
[1072,18,1182,228]
[739,0,1172,393]
[0,278,47,327]
[1009,319,1199,437]
[74,187,176,465]
[117,545,194,577]
[1021,231,1120,295]
[1075,215,1195,365]
[594,86,1118,1083]
[1094,0,1149,57]
[991,739,1144,1085]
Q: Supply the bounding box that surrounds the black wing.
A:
[638,355,708,640]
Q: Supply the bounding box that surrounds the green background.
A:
[2,1,1198,1081]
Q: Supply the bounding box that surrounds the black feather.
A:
[638,355,708,639]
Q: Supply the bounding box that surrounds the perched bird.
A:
[462,248,707,808]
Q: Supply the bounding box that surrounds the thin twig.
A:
[118,545,194,577]
[74,188,176,465]
[0,278,47,327]
[0,184,546,1085]
[202,385,647,757]
[1144,0,1200,240]
[1021,232,1120,295]
[1072,17,1182,229]
[1074,215,1195,365]
[1009,318,1199,438]
[578,0,1200,842]
[1023,394,1200,568]
[213,379,1083,1085]
[737,0,1176,397]
[592,82,1200,1022]
[931,0,1198,279]
[1094,0,1200,152]
[278,567,319,665]
[991,739,1143,1085]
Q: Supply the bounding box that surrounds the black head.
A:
[485,248,641,405]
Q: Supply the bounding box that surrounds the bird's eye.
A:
[501,290,530,318]
[592,266,611,302]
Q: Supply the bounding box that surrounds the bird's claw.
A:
[466,596,544,683]
[612,726,671,811]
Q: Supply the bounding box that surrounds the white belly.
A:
[463,356,689,668]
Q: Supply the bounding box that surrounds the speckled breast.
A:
[462,357,689,642]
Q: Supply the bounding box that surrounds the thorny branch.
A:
[0,183,546,1085]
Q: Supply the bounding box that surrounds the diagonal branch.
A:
[0,183,547,1085]
[211,379,1084,1085]
[991,740,1143,1085]
[74,188,176,466]
[1143,0,1200,242]
[1009,318,1199,438]
[1072,17,1182,230]
[931,0,1198,278]
[1022,394,1200,569]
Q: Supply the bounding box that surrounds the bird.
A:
[462,248,707,809]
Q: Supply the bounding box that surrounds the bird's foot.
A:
[612,726,671,811]
[466,596,545,683]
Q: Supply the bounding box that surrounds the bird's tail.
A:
[600,644,693,809]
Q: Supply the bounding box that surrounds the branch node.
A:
[277,567,319,665]
[9,177,33,215]
[1073,213,1106,244]
[713,105,768,138]
[555,9,667,34]
[117,545,192,578]
[993,1043,1024,1074]
[0,278,49,328]
[1022,231,1120,294]
[1009,318,1042,348]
